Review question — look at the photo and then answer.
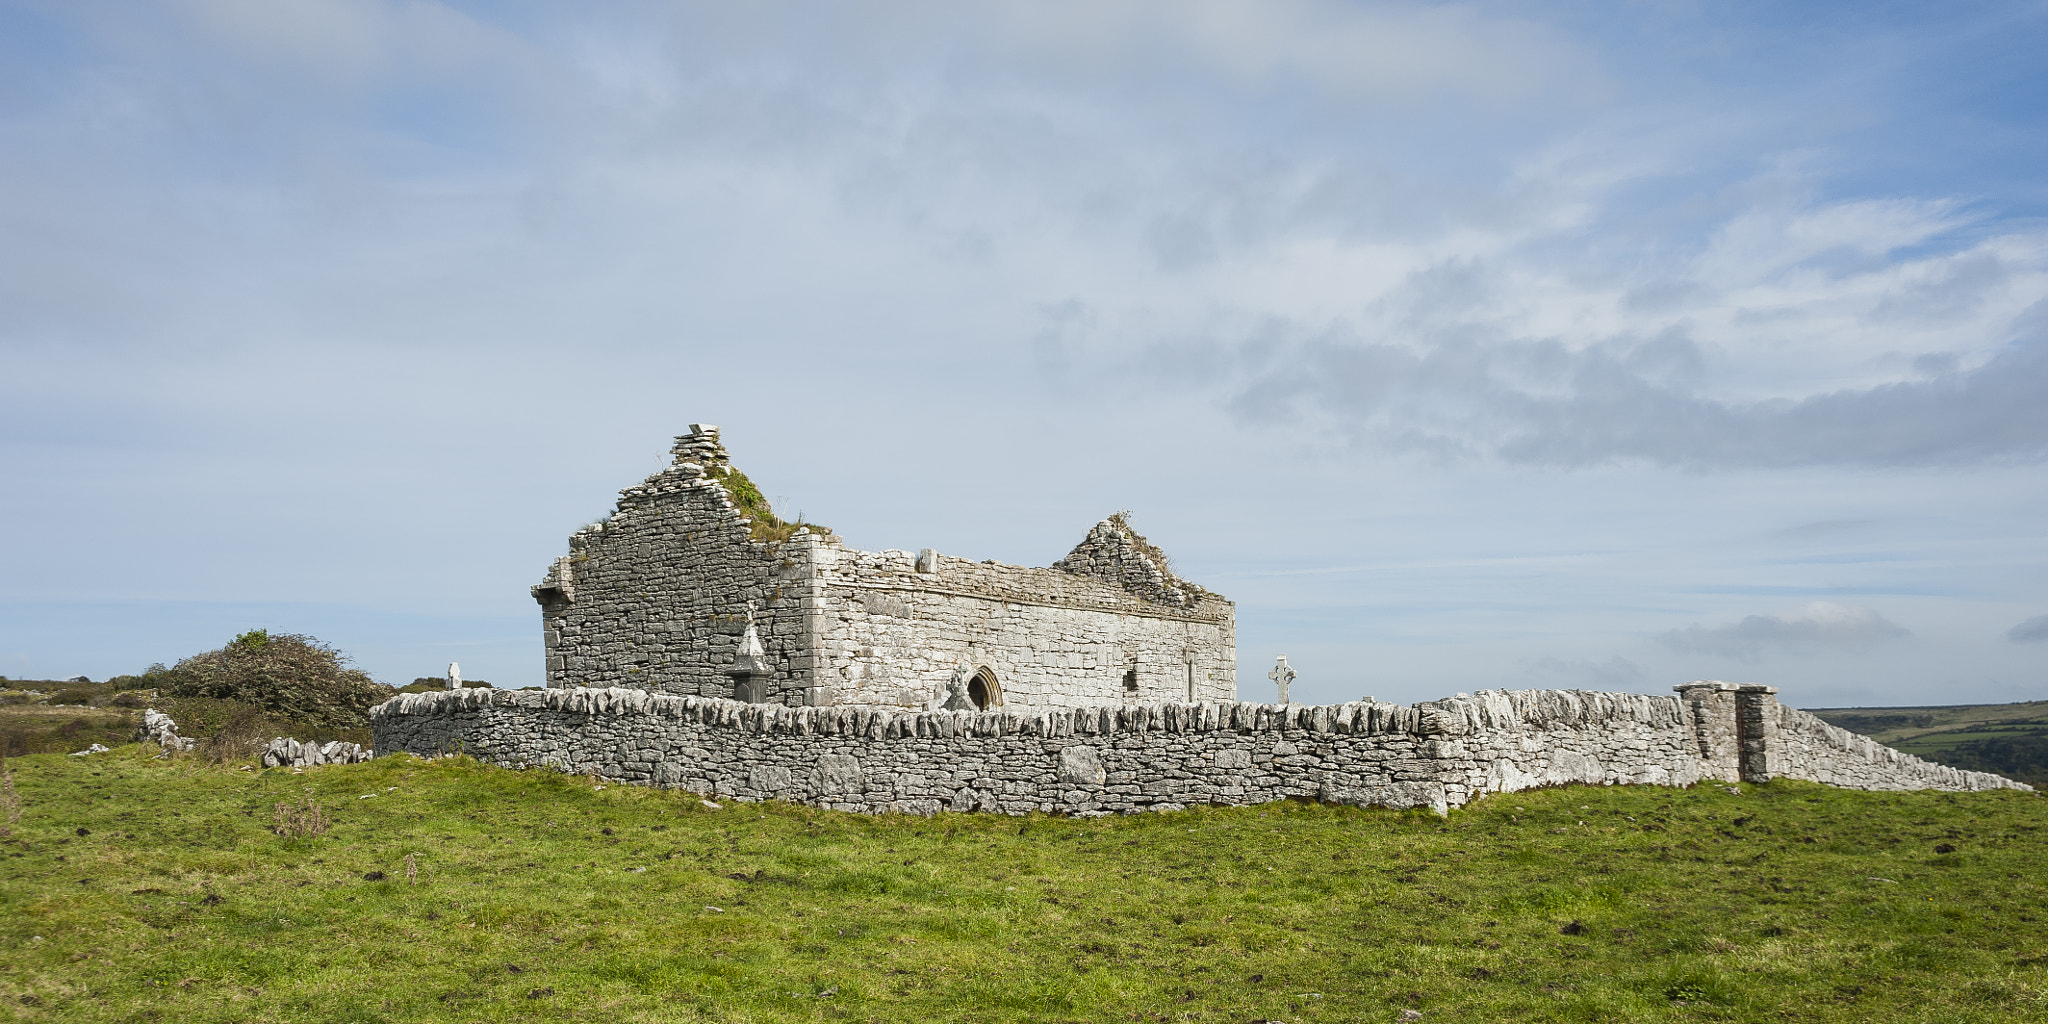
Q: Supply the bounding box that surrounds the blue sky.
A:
[3,0,2045,708]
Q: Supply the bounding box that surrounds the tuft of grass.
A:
[709,464,832,544]
[270,798,332,838]
[0,747,2043,1022]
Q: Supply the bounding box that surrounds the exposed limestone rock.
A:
[261,737,374,768]
[1058,744,1106,787]
[135,709,196,752]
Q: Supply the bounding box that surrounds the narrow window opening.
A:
[1122,669,1138,692]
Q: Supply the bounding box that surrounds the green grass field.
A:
[2,746,2044,1023]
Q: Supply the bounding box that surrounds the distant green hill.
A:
[1806,700,2048,788]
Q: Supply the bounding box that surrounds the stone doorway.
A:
[968,666,1002,710]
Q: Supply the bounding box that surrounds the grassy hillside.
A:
[1807,701,2048,788]
[1,746,2043,1022]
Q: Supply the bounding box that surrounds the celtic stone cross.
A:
[1269,655,1296,704]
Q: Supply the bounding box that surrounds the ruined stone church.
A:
[532,425,1236,709]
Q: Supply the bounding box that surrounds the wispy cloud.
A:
[1526,655,1646,689]
[2008,615,2048,644]
[1657,602,1910,662]
[1215,328,2048,468]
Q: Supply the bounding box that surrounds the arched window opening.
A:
[968,666,1002,710]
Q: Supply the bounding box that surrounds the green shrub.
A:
[159,631,393,729]
[198,703,272,763]
[150,696,368,754]
[104,663,172,690]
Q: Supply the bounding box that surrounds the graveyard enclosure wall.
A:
[1770,704,2010,791]
[370,685,2027,817]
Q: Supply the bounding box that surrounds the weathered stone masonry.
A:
[481,424,2029,815]
[532,425,1235,710]
[371,681,2028,816]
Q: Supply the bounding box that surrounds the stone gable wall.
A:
[370,685,2026,817]
[531,459,820,702]
[1053,516,1209,609]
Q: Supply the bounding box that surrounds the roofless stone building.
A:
[362,424,2029,814]
[532,425,1236,710]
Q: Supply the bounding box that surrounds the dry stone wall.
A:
[1771,704,2009,791]
[370,683,2027,816]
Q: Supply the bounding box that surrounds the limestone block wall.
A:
[533,425,1236,710]
[531,465,815,701]
[368,685,2026,817]
[813,546,1235,708]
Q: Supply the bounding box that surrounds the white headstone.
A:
[447,662,461,690]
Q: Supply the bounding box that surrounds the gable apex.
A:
[1053,512,1207,608]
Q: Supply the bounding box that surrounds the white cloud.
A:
[986,0,1595,105]
[1657,603,1910,662]
[166,0,520,82]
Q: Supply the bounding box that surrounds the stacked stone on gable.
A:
[1053,513,1210,609]
[532,425,1237,710]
